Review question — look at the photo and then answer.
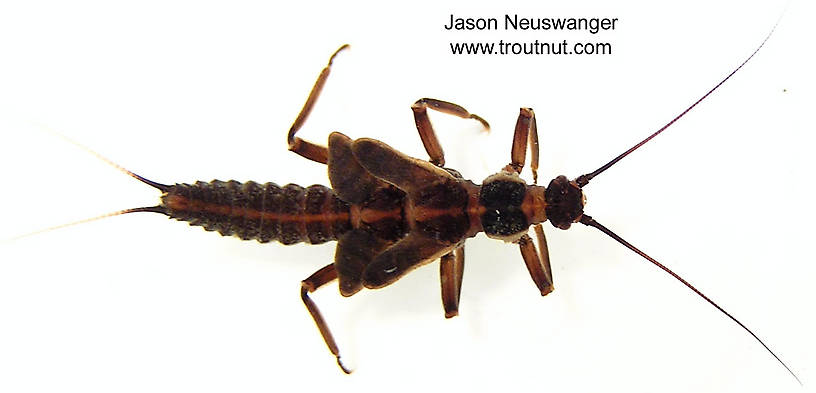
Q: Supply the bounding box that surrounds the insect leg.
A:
[300,263,351,373]
[510,100,552,294]
[505,108,540,184]
[411,98,489,167]
[439,246,465,318]
[287,44,349,165]
[533,224,552,291]
[516,229,553,296]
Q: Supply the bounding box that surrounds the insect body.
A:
[1,17,802,390]
[61,28,797,381]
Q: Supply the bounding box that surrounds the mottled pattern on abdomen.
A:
[161,180,351,245]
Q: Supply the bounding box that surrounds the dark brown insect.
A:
[17,24,798,382]
[6,6,808,388]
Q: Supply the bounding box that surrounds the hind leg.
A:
[300,264,351,373]
[287,45,349,165]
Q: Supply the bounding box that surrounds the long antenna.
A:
[575,21,778,188]
[578,215,801,385]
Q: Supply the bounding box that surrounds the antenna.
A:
[575,20,779,188]
[579,215,801,385]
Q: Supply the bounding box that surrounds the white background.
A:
[0,0,813,392]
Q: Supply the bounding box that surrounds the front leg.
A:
[505,107,541,184]
[516,225,554,296]
[439,246,465,318]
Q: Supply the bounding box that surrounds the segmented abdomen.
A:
[161,180,351,245]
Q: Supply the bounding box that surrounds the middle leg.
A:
[410,100,485,317]
[411,98,489,167]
